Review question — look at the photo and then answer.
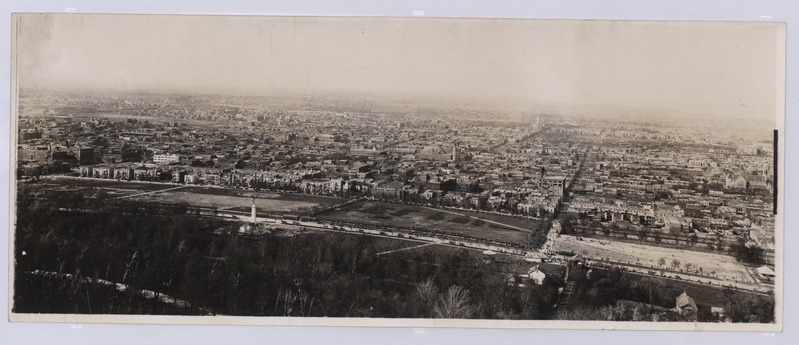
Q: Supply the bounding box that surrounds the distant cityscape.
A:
[14,90,776,322]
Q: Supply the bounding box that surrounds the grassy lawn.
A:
[320,201,537,244]
[132,191,323,213]
[36,178,344,212]
[46,177,175,191]
[448,209,539,230]
[180,186,258,197]
[275,193,343,205]
[554,235,754,283]
[178,187,343,206]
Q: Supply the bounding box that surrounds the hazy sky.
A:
[14,14,783,119]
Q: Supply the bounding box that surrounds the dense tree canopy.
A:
[14,193,558,319]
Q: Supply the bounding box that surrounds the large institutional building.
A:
[417,145,459,162]
[153,154,180,164]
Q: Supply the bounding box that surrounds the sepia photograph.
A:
[9,13,785,331]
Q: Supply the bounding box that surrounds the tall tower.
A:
[250,195,257,223]
[536,114,541,131]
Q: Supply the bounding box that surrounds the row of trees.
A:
[563,219,765,264]
[560,213,738,253]
[559,266,774,323]
[728,239,767,265]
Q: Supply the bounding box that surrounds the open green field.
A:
[554,234,753,283]
[136,191,317,212]
[448,210,539,229]
[318,201,538,244]
[32,177,344,213]
[42,177,175,192]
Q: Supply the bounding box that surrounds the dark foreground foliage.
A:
[14,190,559,318]
[14,185,772,322]
[557,265,774,323]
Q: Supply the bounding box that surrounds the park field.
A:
[318,201,540,245]
[554,234,755,283]
[31,177,344,213]
[131,190,325,213]
[39,177,175,192]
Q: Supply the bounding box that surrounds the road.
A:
[578,257,774,295]
[547,234,773,294]
[376,242,437,256]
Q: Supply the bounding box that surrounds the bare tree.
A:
[415,278,438,304]
[434,285,474,319]
[278,288,296,316]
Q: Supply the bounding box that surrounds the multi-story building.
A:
[153,154,180,164]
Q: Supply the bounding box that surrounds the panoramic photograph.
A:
[10,14,783,329]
